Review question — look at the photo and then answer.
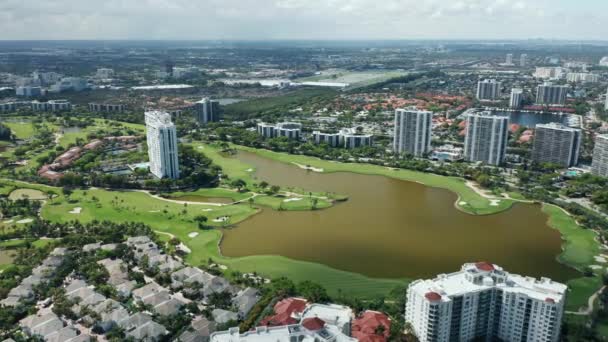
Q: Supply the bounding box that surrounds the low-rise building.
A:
[88,103,126,112]
[431,145,464,162]
[339,128,373,149]
[31,99,72,111]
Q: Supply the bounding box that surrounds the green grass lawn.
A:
[4,121,36,139]
[565,276,603,312]
[543,204,599,271]
[168,187,252,202]
[541,204,604,313]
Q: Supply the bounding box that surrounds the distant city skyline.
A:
[0,0,606,40]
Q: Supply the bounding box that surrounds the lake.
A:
[489,109,576,128]
[220,151,579,281]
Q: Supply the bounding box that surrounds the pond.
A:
[220,151,579,281]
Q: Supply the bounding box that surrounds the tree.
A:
[297,281,329,303]
[194,215,208,230]
[269,185,281,195]
[62,187,73,199]
[311,197,319,210]
[248,197,254,208]
[259,181,269,189]
[231,179,247,192]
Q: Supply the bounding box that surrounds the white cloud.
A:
[0,0,603,40]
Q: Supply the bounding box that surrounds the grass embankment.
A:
[235,145,514,215]
[542,204,603,312]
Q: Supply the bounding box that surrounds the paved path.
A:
[566,286,606,316]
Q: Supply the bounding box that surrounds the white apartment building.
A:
[532,123,582,167]
[406,263,566,342]
[194,98,220,124]
[256,122,302,140]
[0,102,17,113]
[145,111,180,180]
[31,100,72,112]
[339,128,372,149]
[464,112,509,166]
[533,67,566,80]
[88,103,126,112]
[95,68,114,79]
[476,79,501,101]
[592,134,608,178]
[431,145,464,162]
[312,131,341,147]
[16,86,42,97]
[393,108,433,157]
[50,77,89,93]
[536,83,568,106]
[566,72,599,83]
[505,54,513,65]
[604,88,608,111]
[257,123,277,139]
[276,123,302,140]
[509,88,524,109]
[520,54,528,67]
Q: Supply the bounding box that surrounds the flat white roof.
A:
[410,263,567,304]
[132,84,194,90]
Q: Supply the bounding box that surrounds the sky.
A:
[0,0,605,41]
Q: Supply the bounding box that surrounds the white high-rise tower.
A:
[464,112,509,166]
[393,109,433,157]
[146,110,180,180]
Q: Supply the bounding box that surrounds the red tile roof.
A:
[475,262,495,272]
[425,292,442,301]
[545,298,555,304]
[302,317,325,331]
[259,298,308,327]
[352,311,391,342]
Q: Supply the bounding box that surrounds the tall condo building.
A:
[145,111,180,180]
[505,53,513,65]
[592,135,608,177]
[194,98,220,124]
[476,79,501,101]
[532,123,582,167]
[464,112,509,166]
[510,88,524,108]
[520,53,528,67]
[406,263,566,342]
[605,88,608,111]
[536,83,568,105]
[393,108,433,157]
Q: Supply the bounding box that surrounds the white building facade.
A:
[536,83,568,105]
[464,112,509,166]
[256,122,302,140]
[194,98,220,124]
[393,108,433,157]
[476,80,501,101]
[509,88,524,109]
[406,263,566,342]
[532,123,582,167]
[592,134,608,178]
[145,111,180,180]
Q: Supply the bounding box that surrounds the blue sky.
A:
[0,0,605,40]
